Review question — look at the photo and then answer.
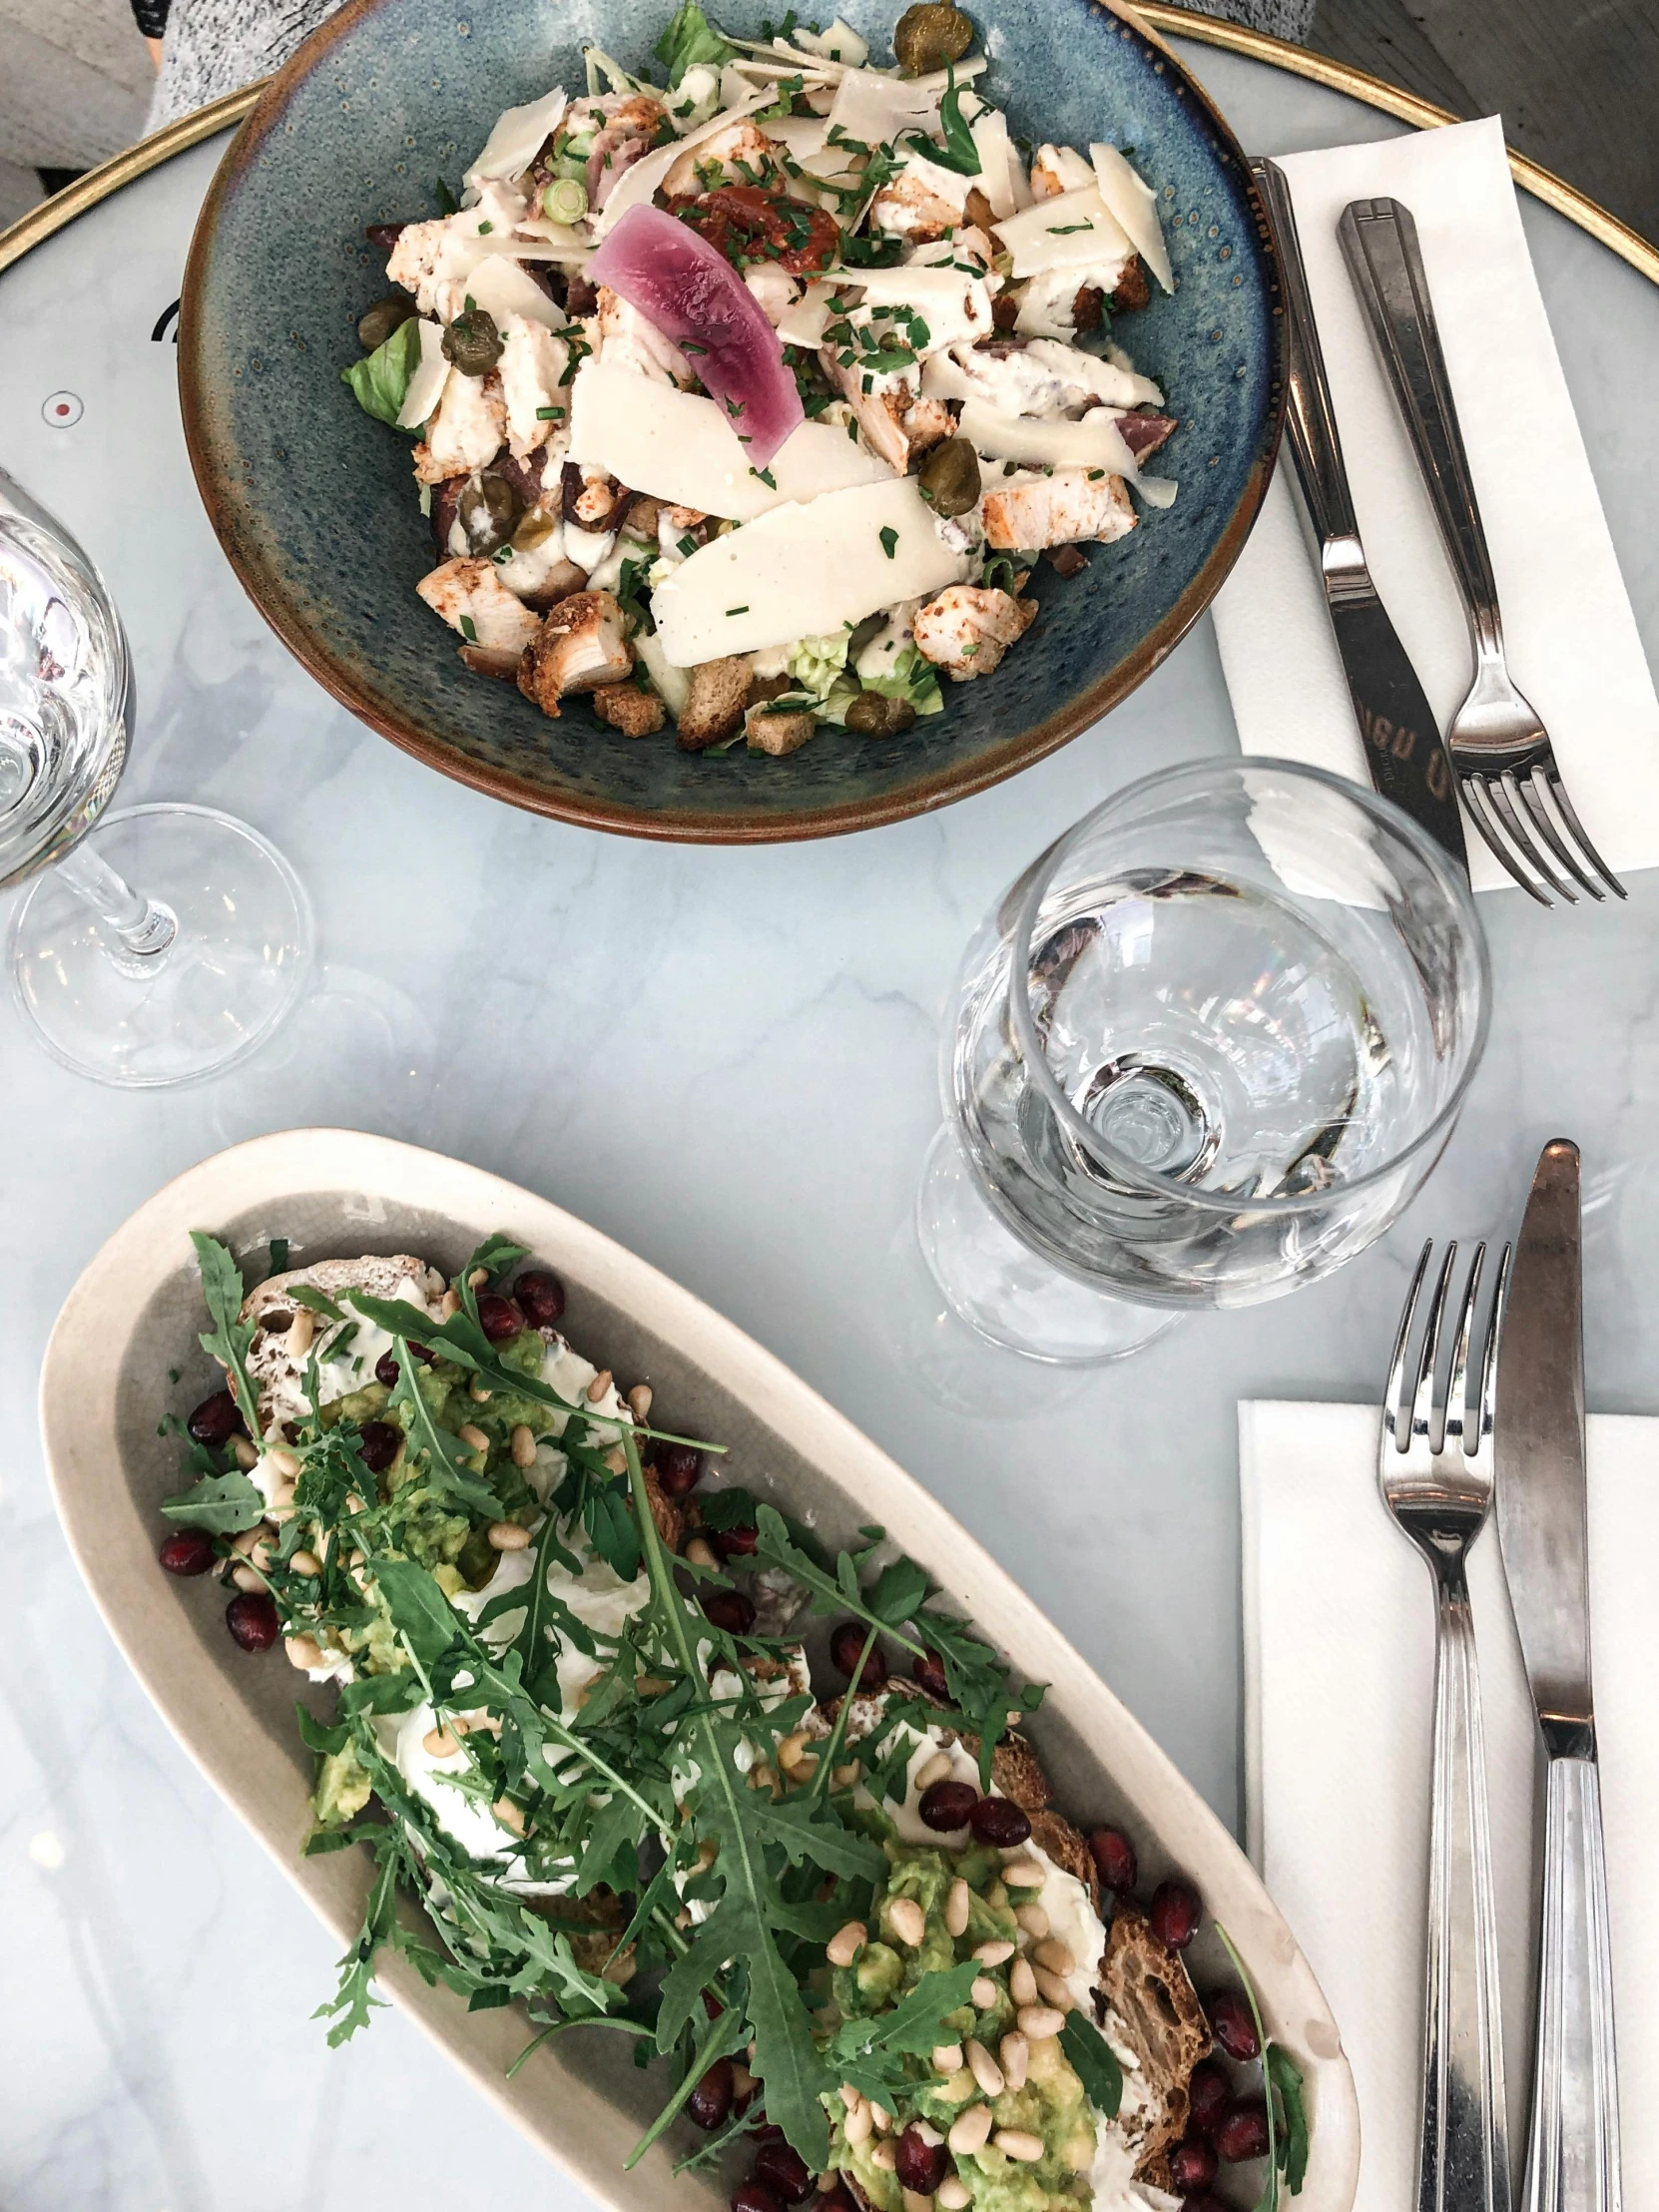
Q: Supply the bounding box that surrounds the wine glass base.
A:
[915,1127,1176,1365]
[9,804,312,1087]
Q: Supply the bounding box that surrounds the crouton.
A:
[1109,256,1152,313]
[516,590,632,718]
[745,704,816,756]
[416,558,543,654]
[981,467,1136,551]
[913,584,1037,681]
[676,656,753,750]
[592,681,666,737]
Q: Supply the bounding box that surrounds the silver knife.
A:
[1251,159,1469,873]
[1494,1139,1622,2212]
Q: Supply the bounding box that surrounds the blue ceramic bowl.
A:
[181,0,1282,842]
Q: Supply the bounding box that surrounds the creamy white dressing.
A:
[1088,2114,1182,2212]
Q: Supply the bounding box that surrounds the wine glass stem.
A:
[56,838,177,961]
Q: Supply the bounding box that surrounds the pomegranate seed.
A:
[476,1292,524,1343]
[187,1389,244,1446]
[732,2187,783,2212]
[829,1620,888,1690]
[1088,1825,1137,1894]
[1149,1878,1202,1949]
[656,1442,704,1498]
[894,2127,948,2195]
[968,1795,1031,1848]
[912,1647,950,1699]
[687,2057,734,2130]
[702,1588,757,1635]
[918,1780,978,1832]
[1208,1987,1261,2061]
[514,1269,565,1329]
[159,1529,216,1576]
[374,1352,400,1388]
[1178,2198,1230,2212]
[751,2124,783,2144]
[357,1419,402,1474]
[817,2183,857,2212]
[1187,2058,1231,2138]
[1214,2100,1271,2163]
[1169,2135,1219,2192]
[712,1522,759,1560]
[754,2139,814,2203]
[226,1590,279,1651]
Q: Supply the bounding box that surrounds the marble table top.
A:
[3,38,1657,2212]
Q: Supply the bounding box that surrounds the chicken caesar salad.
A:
[342,4,1180,756]
[155,1234,1308,2212]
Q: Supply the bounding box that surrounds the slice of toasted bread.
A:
[1102,1901,1213,2186]
[240,1255,446,1433]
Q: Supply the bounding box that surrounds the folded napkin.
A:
[1240,1401,1659,2209]
[1211,118,1659,889]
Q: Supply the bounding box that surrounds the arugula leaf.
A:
[1268,2044,1310,2197]
[190,1232,261,1436]
[1060,2008,1123,2118]
[158,1467,265,1534]
[654,1,735,86]
[697,1485,760,1532]
[827,1960,982,2101]
[341,313,423,429]
[294,1701,350,1756]
[751,1792,884,1881]
[867,1553,929,1628]
[378,1336,504,1517]
[907,66,981,177]
[372,1558,461,1672]
[268,1237,289,1274]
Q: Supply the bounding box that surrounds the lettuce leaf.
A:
[341,314,422,428]
[654,2,735,87]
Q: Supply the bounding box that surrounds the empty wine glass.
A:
[0,467,311,1086]
[918,757,1489,1363]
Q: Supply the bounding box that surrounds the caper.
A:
[892,2,974,75]
[458,470,523,554]
[357,292,416,352]
[845,691,918,738]
[442,305,504,377]
[917,435,981,518]
[510,507,561,553]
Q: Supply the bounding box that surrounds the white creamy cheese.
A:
[1089,144,1174,293]
[652,479,968,664]
[1019,1840,1109,2010]
[993,186,1133,278]
[1088,2114,1183,2212]
[465,86,569,191]
[968,107,1020,220]
[567,361,890,522]
[850,267,993,355]
[957,397,1139,481]
[825,67,940,148]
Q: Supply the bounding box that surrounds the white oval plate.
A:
[40,1129,1360,2210]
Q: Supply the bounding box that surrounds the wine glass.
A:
[917,756,1489,1363]
[0,467,312,1086]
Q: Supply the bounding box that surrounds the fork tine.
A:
[1461,776,1552,905]
[1443,1241,1485,1454]
[1383,1239,1435,1450]
[1474,1241,1513,1460]
[1411,1241,1459,1454]
[1488,774,1577,902]
[1538,768,1627,902]
[1513,772,1605,902]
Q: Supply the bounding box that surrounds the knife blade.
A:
[1252,159,1469,873]
[1494,1137,1593,1747]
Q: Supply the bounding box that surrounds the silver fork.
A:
[1339,197,1625,907]
[1379,1239,1512,2212]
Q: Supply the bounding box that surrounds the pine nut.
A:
[843,2101,873,2145]
[231,1522,271,1556]
[458,1422,490,1453]
[1009,1957,1038,2006]
[938,2182,971,2210]
[603,1444,627,1474]
[965,2039,1004,2096]
[627,1383,653,1420]
[777,1732,813,1771]
[993,2130,1044,2164]
[827,1921,867,1967]
[684,1537,718,1567]
[887,1896,926,1947]
[832,1761,861,1790]
[999,2031,1029,2091]
[1033,1937,1075,1976]
[266,1446,301,1481]
[487,1520,530,1550]
[636,1675,672,1696]
[283,1635,322,1671]
[915,1749,955,1791]
[912,2122,944,2148]
[1032,1967,1074,2012]
[1001,1860,1043,1891]
[731,2063,757,2098]
[232,1436,259,1470]
[511,1423,537,1468]
[231,1563,263,1593]
[345,1492,365,1513]
[1015,2004,1065,2043]
[1014,1905,1049,1939]
[870,2102,892,2133]
[901,2192,932,2212]
[468,1267,490,1289]
[423,1725,462,1757]
[748,1760,777,1794]
[839,2083,862,2111]
[287,1310,314,1358]
[944,1877,971,1937]
[468,1379,491,1402]
[947,2105,993,2156]
[586,1369,613,1402]
[492,1796,527,1836]
[974,1938,1015,1966]
[440,1288,460,1320]
[931,2043,964,2074]
[969,1977,997,2009]
[289,1549,321,1578]
[869,2142,897,2173]
[817,2177,840,2195]
[788,1752,819,1782]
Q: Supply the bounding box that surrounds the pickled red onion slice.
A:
[587,205,804,468]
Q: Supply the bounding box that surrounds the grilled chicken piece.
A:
[592,681,666,737]
[596,286,697,388]
[585,93,670,209]
[676,656,753,750]
[516,590,632,717]
[817,346,948,473]
[415,370,506,479]
[870,149,969,242]
[416,558,543,653]
[981,466,1136,551]
[912,583,1037,681]
[663,119,778,199]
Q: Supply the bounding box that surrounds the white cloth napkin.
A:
[1239,1400,1659,2210]
[1211,118,1659,889]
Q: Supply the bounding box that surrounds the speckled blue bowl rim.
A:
[180,0,1285,844]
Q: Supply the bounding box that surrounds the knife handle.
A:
[1254,160,1363,556]
[1523,1749,1623,2212]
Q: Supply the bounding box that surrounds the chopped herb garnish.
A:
[750,466,778,488]
[878,525,898,559]
[459,614,478,641]
[726,604,750,615]
[536,404,562,420]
